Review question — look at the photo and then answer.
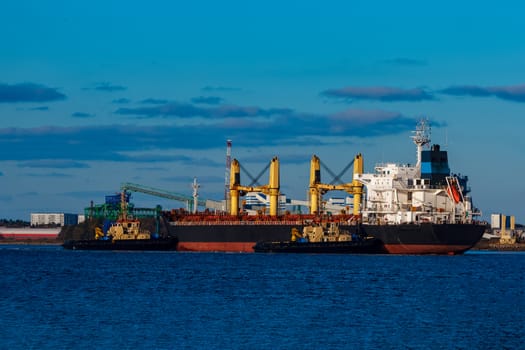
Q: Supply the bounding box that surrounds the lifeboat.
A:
[446,178,462,204]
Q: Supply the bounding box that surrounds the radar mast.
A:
[411,118,431,175]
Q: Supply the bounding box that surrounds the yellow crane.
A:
[499,215,517,244]
[229,157,280,216]
[309,154,363,216]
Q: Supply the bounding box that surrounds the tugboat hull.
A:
[62,237,178,251]
[253,237,386,254]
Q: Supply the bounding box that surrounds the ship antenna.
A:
[411,118,431,175]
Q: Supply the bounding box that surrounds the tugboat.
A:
[63,192,178,251]
[253,222,386,254]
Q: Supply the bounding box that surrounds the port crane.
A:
[85,180,211,236]
[121,182,205,213]
[121,181,223,213]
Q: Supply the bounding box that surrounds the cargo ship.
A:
[168,119,485,254]
[63,193,178,251]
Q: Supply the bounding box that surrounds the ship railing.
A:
[170,220,306,226]
[169,215,357,226]
[404,184,445,190]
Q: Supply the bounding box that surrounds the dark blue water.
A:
[1,246,524,349]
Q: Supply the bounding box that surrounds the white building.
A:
[30,213,78,227]
[243,192,287,214]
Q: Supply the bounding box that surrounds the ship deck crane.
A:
[229,157,280,216]
[309,154,364,216]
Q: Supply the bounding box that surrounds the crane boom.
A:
[121,182,207,207]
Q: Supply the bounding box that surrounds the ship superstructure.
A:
[355,119,480,227]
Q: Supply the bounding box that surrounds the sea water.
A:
[1,246,524,349]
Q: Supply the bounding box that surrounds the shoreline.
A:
[471,244,525,252]
[472,238,525,252]
[0,239,63,246]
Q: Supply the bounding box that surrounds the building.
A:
[30,213,78,227]
[242,192,353,215]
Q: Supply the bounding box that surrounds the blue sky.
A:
[1,1,524,222]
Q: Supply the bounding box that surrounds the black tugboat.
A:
[62,218,178,251]
[253,223,386,254]
[63,192,178,251]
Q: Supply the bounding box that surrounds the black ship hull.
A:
[348,223,486,254]
[171,223,298,252]
[253,237,386,254]
[62,237,178,251]
[169,221,485,254]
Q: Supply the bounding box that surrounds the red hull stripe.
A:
[178,242,474,254]
[178,242,254,252]
[384,244,472,255]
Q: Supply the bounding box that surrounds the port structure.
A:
[85,191,164,234]
[85,191,144,221]
[121,182,208,213]
[309,154,364,216]
[499,215,518,244]
[86,182,204,236]
[229,157,280,216]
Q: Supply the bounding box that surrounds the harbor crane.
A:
[120,181,223,213]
